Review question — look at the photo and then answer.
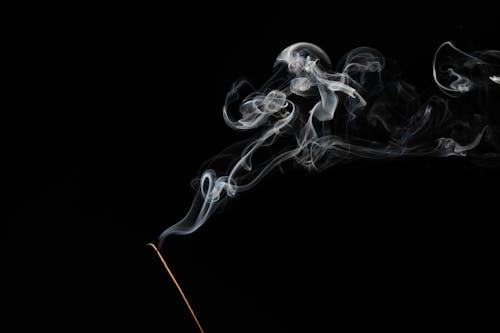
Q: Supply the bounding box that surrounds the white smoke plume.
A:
[158,41,500,247]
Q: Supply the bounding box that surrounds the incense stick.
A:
[147,243,206,333]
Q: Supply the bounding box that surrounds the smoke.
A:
[158,41,500,247]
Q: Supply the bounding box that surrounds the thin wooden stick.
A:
[147,243,206,333]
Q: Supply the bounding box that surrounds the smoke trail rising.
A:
[158,41,500,247]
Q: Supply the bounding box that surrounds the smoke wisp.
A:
[158,41,500,247]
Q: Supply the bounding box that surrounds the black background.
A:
[5,2,500,332]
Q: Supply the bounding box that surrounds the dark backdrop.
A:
[6,2,500,332]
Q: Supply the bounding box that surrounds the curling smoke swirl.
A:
[158,41,500,247]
